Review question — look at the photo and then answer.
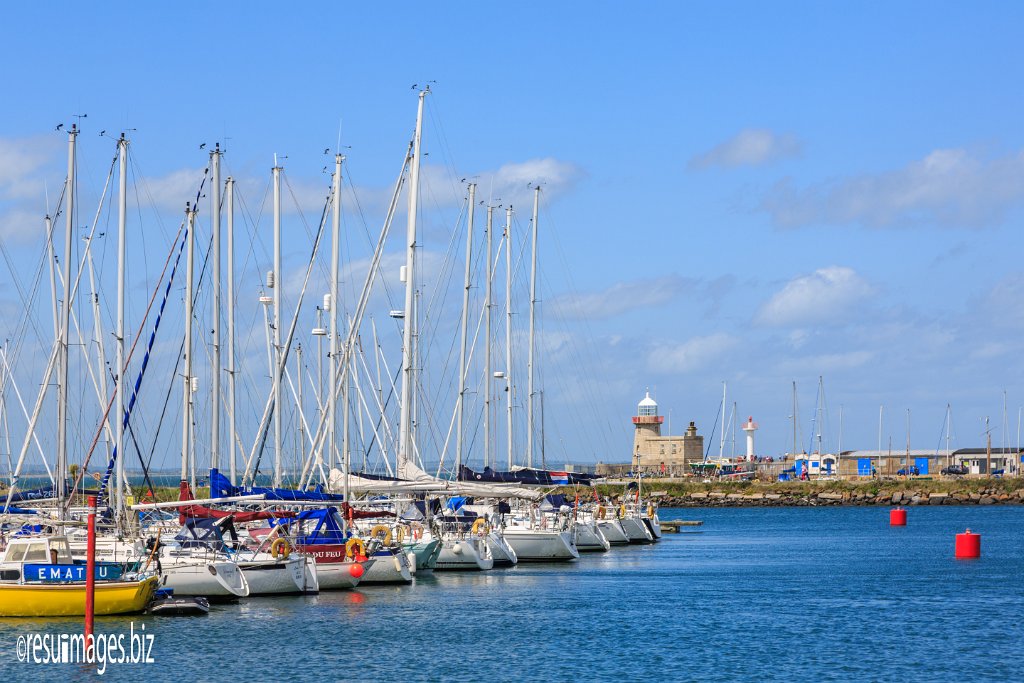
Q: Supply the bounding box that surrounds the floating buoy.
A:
[349,562,365,579]
[955,529,981,559]
[890,508,907,526]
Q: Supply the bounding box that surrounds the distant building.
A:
[630,391,704,475]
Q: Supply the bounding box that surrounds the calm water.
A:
[3,506,1023,682]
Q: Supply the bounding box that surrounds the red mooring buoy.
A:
[955,529,981,559]
[889,508,907,526]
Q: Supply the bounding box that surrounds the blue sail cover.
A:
[270,507,348,544]
[209,468,346,502]
[457,465,599,486]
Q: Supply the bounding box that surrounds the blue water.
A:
[3,506,1024,682]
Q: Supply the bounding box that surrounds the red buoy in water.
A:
[889,508,907,526]
[955,529,981,559]
[349,562,365,579]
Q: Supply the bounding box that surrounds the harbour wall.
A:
[585,478,1024,507]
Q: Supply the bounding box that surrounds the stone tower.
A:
[632,391,664,469]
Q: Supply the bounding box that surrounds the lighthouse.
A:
[632,391,664,470]
[742,416,758,461]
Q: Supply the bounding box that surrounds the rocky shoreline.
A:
[658,487,1024,508]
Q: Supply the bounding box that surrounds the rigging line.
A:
[60,216,187,510]
[103,189,218,500]
[62,165,206,509]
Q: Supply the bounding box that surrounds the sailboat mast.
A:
[719,382,727,459]
[272,160,282,487]
[526,186,539,469]
[57,125,77,510]
[397,89,427,477]
[791,381,797,456]
[456,183,476,473]
[484,206,493,469]
[505,205,514,470]
[210,144,222,473]
[226,177,237,483]
[115,134,128,519]
[181,204,196,483]
[329,153,342,494]
[877,405,883,476]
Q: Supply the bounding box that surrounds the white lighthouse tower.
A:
[742,416,758,461]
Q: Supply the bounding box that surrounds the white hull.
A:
[596,518,630,545]
[435,538,493,571]
[314,558,371,590]
[643,513,663,541]
[360,549,413,584]
[503,528,579,562]
[575,521,611,552]
[159,557,249,598]
[239,555,318,595]
[621,516,654,543]
[486,530,518,566]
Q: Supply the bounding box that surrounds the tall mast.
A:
[484,206,493,469]
[115,134,128,519]
[791,381,797,456]
[329,153,343,495]
[272,160,282,487]
[296,344,304,469]
[456,183,476,473]
[226,177,237,483]
[504,205,514,470]
[719,382,727,459]
[946,403,952,469]
[181,204,196,483]
[877,405,883,476]
[397,89,427,477]
[57,125,77,510]
[526,186,539,469]
[210,144,222,473]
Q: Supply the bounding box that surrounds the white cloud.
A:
[762,148,1024,229]
[649,332,739,374]
[756,266,873,327]
[548,275,691,321]
[778,350,874,373]
[690,129,801,170]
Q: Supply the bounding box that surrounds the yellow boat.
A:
[0,535,158,617]
[0,576,159,617]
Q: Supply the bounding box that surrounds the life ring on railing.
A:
[345,538,366,560]
[619,504,627,518]
[595,505,606,520]
[270,537,292,560]
[471,518,489,536]
[647,504,655,518]
[370,524,392,545]
[394,525,406,544]
[411,522,423,541]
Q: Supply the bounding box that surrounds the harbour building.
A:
[612,391,704,476]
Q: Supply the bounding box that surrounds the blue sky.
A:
[2,2,1024,477]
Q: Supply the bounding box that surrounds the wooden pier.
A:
[660,520,703,533]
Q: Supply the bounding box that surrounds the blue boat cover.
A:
[209,468,345,502]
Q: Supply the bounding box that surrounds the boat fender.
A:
[370,524,393,546]
[270,538,292,560]
[619,504,626,518]
[452,543,464,555]
[647,504,655,518]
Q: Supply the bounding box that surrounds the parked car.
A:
[897,466,920,476]
[941,464,968,476]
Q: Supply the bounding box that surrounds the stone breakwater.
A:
[658,487,1024,508]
